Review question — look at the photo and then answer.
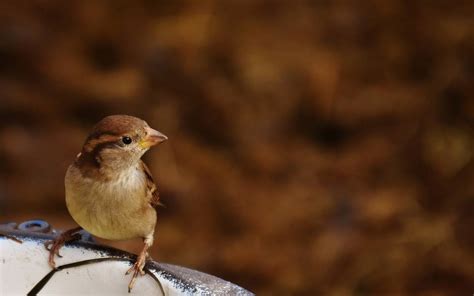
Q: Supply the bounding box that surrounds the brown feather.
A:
[75,134,121,178]
[140,160,164,208]
[88,115,147,139]
[74,115,147,179]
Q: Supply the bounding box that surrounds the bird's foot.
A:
[126,251,148,292]
[44,227,82,269]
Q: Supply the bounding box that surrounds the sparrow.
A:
[45,114,167,292]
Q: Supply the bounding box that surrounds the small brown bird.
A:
[45,115,167,292]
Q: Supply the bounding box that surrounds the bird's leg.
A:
[126,235,153,292]
[44,226,82,269]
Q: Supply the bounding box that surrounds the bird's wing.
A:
[140,160,164,209]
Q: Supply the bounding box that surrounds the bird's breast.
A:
[65,164,156,240]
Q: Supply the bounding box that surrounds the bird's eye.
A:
[122,136,132,145]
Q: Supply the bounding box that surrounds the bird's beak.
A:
[139,127,168,149]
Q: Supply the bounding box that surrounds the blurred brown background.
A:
[1,1,473,295]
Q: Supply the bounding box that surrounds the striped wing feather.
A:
[140,160,163,209]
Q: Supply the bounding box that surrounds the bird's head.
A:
[78,115,167,172]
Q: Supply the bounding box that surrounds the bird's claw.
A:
[44,229,81,269]
[44,238,65,268]
[126,255,147,292]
